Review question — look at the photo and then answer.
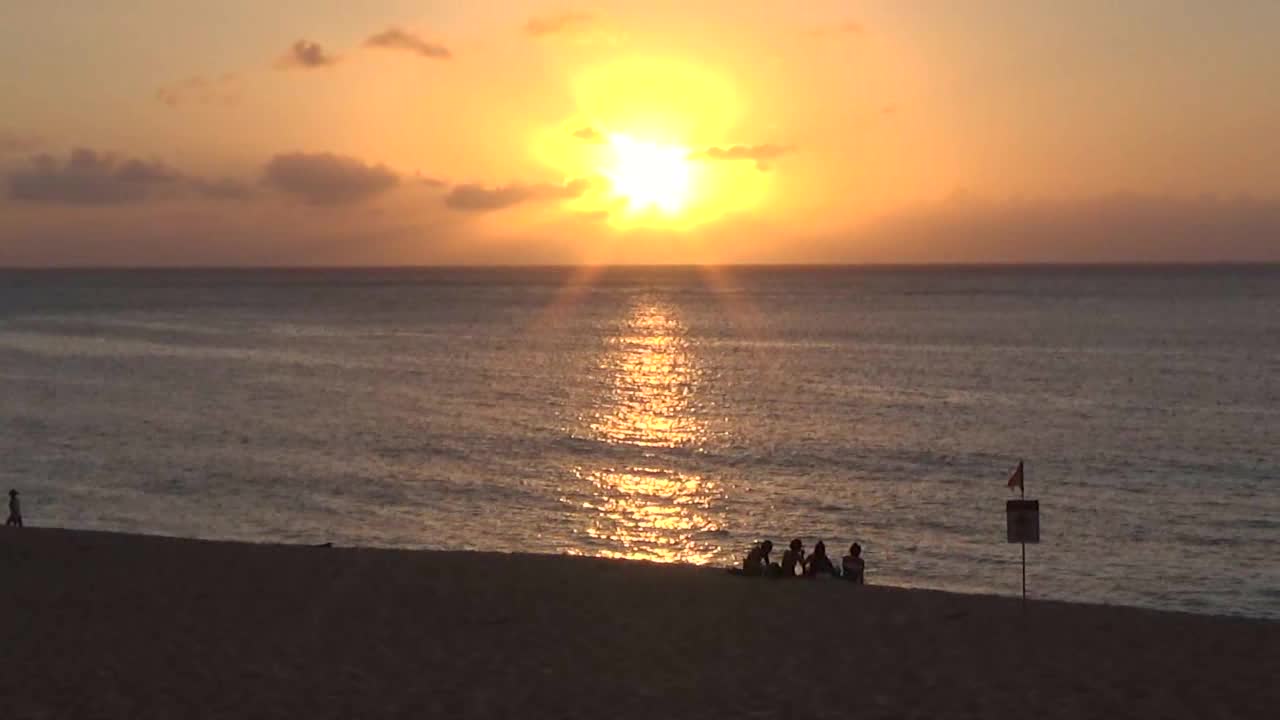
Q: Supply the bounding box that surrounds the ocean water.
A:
[0,266,1276,619]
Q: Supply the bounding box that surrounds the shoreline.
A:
[4,526,1277,718]
[5,525,1277,625]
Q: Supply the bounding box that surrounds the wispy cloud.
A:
[445,179,590,212]
[364,28,452,60]
[525,12,594,37]
[156,73,241,109]
[263,152,398,205]
[414,173,449,189]
[572,127,605,143]
[691,144,796,171]
[0,130,42,155]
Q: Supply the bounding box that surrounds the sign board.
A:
[1006,499,1040,543]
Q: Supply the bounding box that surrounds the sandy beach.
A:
[1,528,1276,719]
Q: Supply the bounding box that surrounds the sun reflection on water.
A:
[573,466,725,565]
[566,300,727,564]
[589,303,704,448]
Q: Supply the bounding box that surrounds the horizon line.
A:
[3,261,1280,272]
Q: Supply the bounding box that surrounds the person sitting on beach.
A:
[779,538,805,578]
[741,540,773,576]
[803,540,836,577]
[6,489,22,528]
[841,543,865,584]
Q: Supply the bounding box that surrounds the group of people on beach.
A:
[736,538,865,582]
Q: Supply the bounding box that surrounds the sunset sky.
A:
[2,1,1278,265]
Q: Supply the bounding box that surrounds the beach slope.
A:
[1,528,1276,719]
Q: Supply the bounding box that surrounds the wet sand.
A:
[1,527,1276,719]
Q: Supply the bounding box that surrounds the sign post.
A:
[1006,497,1040,602]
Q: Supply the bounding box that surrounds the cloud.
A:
[364,27,451,59]
[0,130,42,155]
[445,179,590,212]
[6,186,1280,266]
[7,148,397,209]
[573,127,605,143]
[0,204,451,267]
[155,73,241,109]
[413,173,448,189]
[8,148,185,205]
[278,40,338,69]
[525,12,594,37]
[6,148,256,206]
[263,152,399,205]
[692,144,796,171]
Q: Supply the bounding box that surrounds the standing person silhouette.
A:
[6,489,22,528]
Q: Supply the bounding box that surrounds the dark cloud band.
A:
[692,144,796,171]
[445,179,590,212]
[262,152,399,206]
[6,148,247,205]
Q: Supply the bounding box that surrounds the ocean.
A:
[1,266,1276,618]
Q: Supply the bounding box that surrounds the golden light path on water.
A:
[568,300,726,564]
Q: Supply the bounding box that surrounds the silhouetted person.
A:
[804,540,836,577]
[779,538,805,577]
[740,540,773,576]
[6,489,21,528]
[842,543,865,584]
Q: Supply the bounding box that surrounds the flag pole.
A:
[1021,540,1027,603]
[1021,463,1027,603]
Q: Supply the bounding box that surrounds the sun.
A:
[531,57,774,231]
[603,134,693,215]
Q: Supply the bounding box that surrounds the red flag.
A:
[1007,461,1024,491]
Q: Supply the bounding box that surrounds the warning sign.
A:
[1006,499,1040,544]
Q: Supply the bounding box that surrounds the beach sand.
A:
[1,528,1276,719]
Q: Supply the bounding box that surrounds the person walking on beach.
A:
[6,489,22,528]
[841,543,865,584]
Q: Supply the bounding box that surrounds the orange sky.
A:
[2,1,1278,265]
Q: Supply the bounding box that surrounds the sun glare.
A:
[531,57,775,233]
[604,134,693,215]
